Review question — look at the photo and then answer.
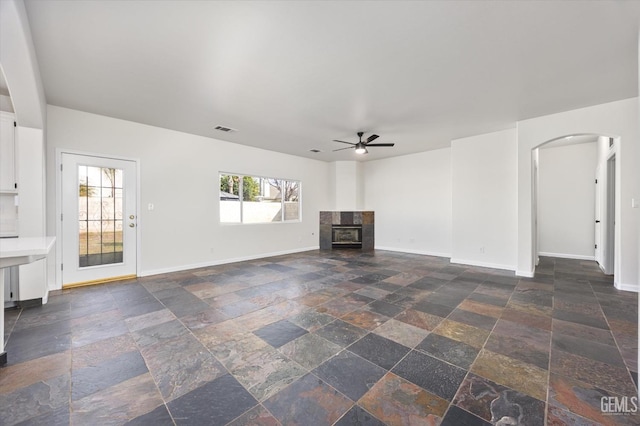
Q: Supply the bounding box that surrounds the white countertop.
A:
[0,236,56,268]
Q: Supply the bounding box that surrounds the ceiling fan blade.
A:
[333,139,356,145]
[333,146,354,152]
[366,134,380,143]
[366,143,395,147]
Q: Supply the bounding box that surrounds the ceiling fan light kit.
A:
[332,131,395,155]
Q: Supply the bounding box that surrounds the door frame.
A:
[55,149,141,289]
[603,153,616,276]
[532,134,619,279]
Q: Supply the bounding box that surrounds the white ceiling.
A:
[22,1,640,162]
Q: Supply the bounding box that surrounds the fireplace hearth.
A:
[319,211,374,250]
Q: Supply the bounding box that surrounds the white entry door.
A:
[61,153,138,286]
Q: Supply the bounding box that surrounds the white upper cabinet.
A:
[0,112,16,192]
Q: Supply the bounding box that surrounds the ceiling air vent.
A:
[214,125,237,133]
[309,149,321,153]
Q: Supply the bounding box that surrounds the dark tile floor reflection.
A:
[1,251,637,425]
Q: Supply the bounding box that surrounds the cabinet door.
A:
[0,112,16,192]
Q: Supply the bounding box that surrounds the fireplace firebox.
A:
[331,225,362,248]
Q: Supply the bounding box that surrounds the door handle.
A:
[129,223,135,228]
[595,220,601,223]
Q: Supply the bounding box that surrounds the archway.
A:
[531,133,618,281]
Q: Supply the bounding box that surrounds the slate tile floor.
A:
[1,251,638,425]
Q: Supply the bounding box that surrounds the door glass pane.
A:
[78,165,124,267]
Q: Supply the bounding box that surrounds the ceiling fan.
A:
[333,132,395,154]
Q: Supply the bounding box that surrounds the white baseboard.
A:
[516,269,535,278]
[140,246,319,277]
[538,252,595,261]
[375,246,451,259]
[450,258,516,273]
[615,282,639,293]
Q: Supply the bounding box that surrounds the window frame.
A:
[219,172,301,224]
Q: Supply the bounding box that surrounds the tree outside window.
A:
[219,173,300,223]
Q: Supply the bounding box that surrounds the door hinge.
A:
[13,121,16,127]
[14,183,17,189]
[61,263,63,271]
[60,164,63,171]
[595,244,598,249]
[595,179,598,184]
[61,213,63,221]
[9,292,13,298]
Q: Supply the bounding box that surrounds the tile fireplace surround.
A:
[319,211,374,250]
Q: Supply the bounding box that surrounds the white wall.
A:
[538,142,597,259]
[17,127,45,237]
[46,106,331,284]
[451,129,518,270]
[363,148,452,257]
[518,98,639,290]
[333,161,363,211]
[356,161,364,210]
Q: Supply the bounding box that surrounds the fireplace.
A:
[332,225,362,248]
[319,211,374,250]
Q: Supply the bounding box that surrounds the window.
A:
[219,173,300,223]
